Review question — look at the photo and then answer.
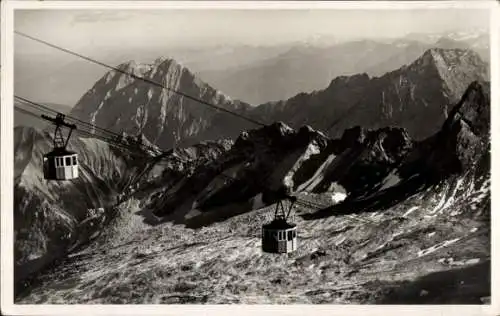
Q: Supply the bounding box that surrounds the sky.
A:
[14,8,490,106]
[15,9,490,49]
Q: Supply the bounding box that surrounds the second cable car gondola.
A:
[42,113,79,181]
[261,189,298,254]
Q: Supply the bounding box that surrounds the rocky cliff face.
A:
[70,58,254,151]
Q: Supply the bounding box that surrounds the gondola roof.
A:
[262,218,296,230]
[43,148,77,157]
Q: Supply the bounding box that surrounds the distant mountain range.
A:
[15,30,489,107]
[69,47,488,152]
[250,48,489,140]
[198,31,489,104]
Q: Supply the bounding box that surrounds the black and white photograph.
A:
[1,0,498,314]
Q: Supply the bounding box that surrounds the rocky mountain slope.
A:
[14,126,128,291]
[13,124,233,294]
[15,80,490,304]
[251,48,489,140]
[198,33,489,104]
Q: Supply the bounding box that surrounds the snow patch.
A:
[379,171,402,190]
[104,71,115,84]
[331,192,347,204]
[435,178,463,214]
[403,206,419,217]
[438,257,481,266]
[252,193,265,210]
[27,253,44,261]
[466,258,481,265]
[429,191,448,215]
[283,141,321,188]
[392,231,404,239]
[417,238,460,257]
[184,209,202,219]
[295,153,337,192]
[335,237,346,246]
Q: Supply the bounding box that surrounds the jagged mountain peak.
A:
[234,121,330,152]
[116,57,181,72]
[327,73,371,89]
[111,60,154,79]
[363,126,414,164]
[237,121,294,142]
[430,47,484,64]
[407,47,485,71]
[439,80,490,170]
[265,121,295,136]
[398,80,490,180]
[445,80,490,133]
[70,56,250,150]
[109,57,194,88]
[151,56,176,66]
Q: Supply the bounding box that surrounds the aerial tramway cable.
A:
[14,104,161,160]
[16,100,165,157]
[16,97,173,192]
[15,96,164,156]
[17,96,125,139]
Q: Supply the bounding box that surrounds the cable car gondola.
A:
[42,113,79,181]
[261,189,298,254]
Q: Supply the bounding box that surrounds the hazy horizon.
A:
[15,9,490,106]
